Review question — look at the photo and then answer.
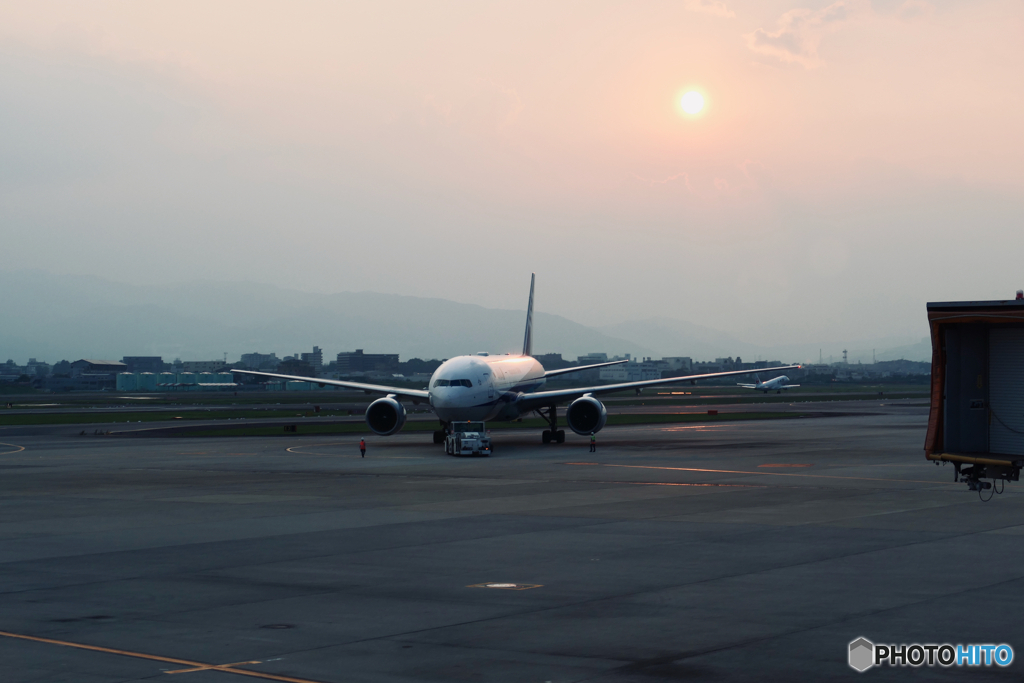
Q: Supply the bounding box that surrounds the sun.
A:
[680,91,704,115]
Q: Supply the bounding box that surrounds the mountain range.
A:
[0,270,930,364]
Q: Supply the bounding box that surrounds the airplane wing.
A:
[782,384,801,389]
[543,359,628,379]
[516,365,802,412]
[736,383,758,388]
[230,369,430,402]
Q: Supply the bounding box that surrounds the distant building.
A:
[336,349,399,374]
[301,346,323,370]
[26,358,51,377]
[599,360,662,382]
[122,356,164,373]
[277,358,317,378]
[560,353,630,381]
[661,357,692,372]
[534,353,573,370]
[691,361,724,374]
[70,359,127,376]
[239,352,279,369]
[181,361,226,373]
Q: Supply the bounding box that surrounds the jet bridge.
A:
[925,295,1024,499]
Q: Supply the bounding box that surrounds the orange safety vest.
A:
[359,440,365,448]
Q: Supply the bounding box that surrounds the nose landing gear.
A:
[433,421,448,445]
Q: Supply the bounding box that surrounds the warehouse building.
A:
[70,360,127,376]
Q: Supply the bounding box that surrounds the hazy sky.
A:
[2,1,1022,346]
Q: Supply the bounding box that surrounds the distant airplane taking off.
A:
[737,374,800,394]
[233,275,800,447]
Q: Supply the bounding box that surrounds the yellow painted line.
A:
[167,659,261,674]
[564,463,952,485]
[0,630,329,683]
[0,442,25,455]
[606,480,764,489]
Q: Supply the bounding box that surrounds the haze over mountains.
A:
[598,318,930,367]
[0,270,929,364]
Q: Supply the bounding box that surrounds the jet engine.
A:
[365,396,407,435]
[566,395,607,435]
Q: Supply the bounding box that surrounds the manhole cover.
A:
[467,582,542,591]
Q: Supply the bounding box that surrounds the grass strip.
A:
[175,411,803,438]
[605,392,928,406]
[0,409,376,426]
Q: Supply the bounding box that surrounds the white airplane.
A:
[232,275,800,446]
[737,374,800,394]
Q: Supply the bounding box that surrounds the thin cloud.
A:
[632,171,694,192]
[684,0,735,19]
[745,0,861,68]
[898,0,933,21]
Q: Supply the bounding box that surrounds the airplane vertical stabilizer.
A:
[522,273,535,357]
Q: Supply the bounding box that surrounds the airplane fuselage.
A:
[756,375,789,392]
[427,354,546,423]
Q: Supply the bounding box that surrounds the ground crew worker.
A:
[359,438,366,458]
[590,432,596,452]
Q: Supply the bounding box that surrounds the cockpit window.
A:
[434,378,472,388]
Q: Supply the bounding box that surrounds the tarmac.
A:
[1,401,1022,681]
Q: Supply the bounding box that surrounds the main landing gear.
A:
[538,405,565,444]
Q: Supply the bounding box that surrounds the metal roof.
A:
[926,300,1024,312]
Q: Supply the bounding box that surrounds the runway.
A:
[1,402,1021,681]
